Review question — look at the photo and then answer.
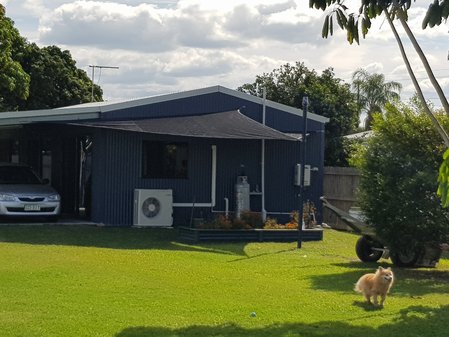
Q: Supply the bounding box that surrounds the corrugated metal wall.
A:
[90,130,324,226]
[88,91,326,226]
[104,92,324,133]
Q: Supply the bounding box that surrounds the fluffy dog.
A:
[354,266,394,306]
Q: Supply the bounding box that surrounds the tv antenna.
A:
[89,65,119,102]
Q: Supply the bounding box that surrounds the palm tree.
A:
[352,69,402,130]
[383,3,449,147]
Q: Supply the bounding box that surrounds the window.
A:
[142,141,188,179]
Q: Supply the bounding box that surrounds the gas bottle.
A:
[235,175,250,219]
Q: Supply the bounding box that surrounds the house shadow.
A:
[310,261,449,296]
[227,247,297,262]
[0,224,248,256]
[114,305,449,337]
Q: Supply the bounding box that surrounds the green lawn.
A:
[1,225,449,337]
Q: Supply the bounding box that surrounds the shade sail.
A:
[69,110,298,141]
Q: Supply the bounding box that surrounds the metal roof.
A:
[68,110,298,141]
[0,85,328,126]
[344,131,373,139]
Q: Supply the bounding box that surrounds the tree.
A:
[310,0,449,206]
[0,4,30,111]
[353,103,449,254]
[311,1,449,138]
[352,69,402,129]
[0,4,102,111]
[16,44,102,110]
[238,62,359,166]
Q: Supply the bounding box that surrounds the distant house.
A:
[0,86,328,226]
[344,130,373,140]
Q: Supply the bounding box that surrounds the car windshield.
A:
[0,166,42,184]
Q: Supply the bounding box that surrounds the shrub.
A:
[198,213,259,230]
[231,217,253,229]
[263,216,299,229]
[285,222,298,229]
[198,211,304,230]
[303,201,318,228]
[240,211,264,228]
[352,103,449,253]
[263,217,282,229]
[196,214,232,229]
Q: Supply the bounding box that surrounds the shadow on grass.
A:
[353,300,384,311]
[0,225,248,255]
[227,247,297,262]
[310,261,449,296]
[114,305,449,337]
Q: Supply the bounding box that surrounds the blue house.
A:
[0,86,328,226]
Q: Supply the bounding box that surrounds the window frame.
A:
[141,140,189,179]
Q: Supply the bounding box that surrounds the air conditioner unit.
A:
[133,189,173,227]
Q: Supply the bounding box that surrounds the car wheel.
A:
[355,236,384,262]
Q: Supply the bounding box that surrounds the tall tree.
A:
[239,62,359,166]
[0,4,30,111]
[310,0,449,206]
[352,69,402,129]
[16,44,102,110]
[0,5,102,111]
[311,0,449,144]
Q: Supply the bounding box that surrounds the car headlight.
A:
[0,194,16,201]
[47,194,61,201]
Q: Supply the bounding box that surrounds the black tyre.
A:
[390,246,422,267]
[355,236,383,262]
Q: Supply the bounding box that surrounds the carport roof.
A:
[68,110,299,141]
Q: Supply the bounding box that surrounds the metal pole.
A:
[89,65,119,102]
[261,87,267,221]
[298,96,309,249]
[90,66,95,102]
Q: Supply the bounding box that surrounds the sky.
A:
[3,0,449,106]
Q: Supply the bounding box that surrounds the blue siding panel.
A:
[88,90,327,226]
[104,92,324,133]
[90,128,325,226]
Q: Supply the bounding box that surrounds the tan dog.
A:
[354,266,394,306]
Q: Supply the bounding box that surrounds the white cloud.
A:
[2,0,448,106]
[39,1,248,51]
[257,0,297,15]
[23,0,46,15]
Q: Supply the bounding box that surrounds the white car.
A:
[0,163,61,220]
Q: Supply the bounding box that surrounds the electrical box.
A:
[294,164,311,186]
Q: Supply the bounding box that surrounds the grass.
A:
[0,225,449,337]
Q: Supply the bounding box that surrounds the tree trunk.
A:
[383,7,449,147]
[396,8,449,117]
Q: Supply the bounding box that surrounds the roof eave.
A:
[0,108,100,125]
[0,85,330,125]
[216,86,329,124]
[83,85,329,123]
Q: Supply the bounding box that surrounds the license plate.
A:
[24,204,41,211]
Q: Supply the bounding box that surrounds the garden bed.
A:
[177,226,323,243]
